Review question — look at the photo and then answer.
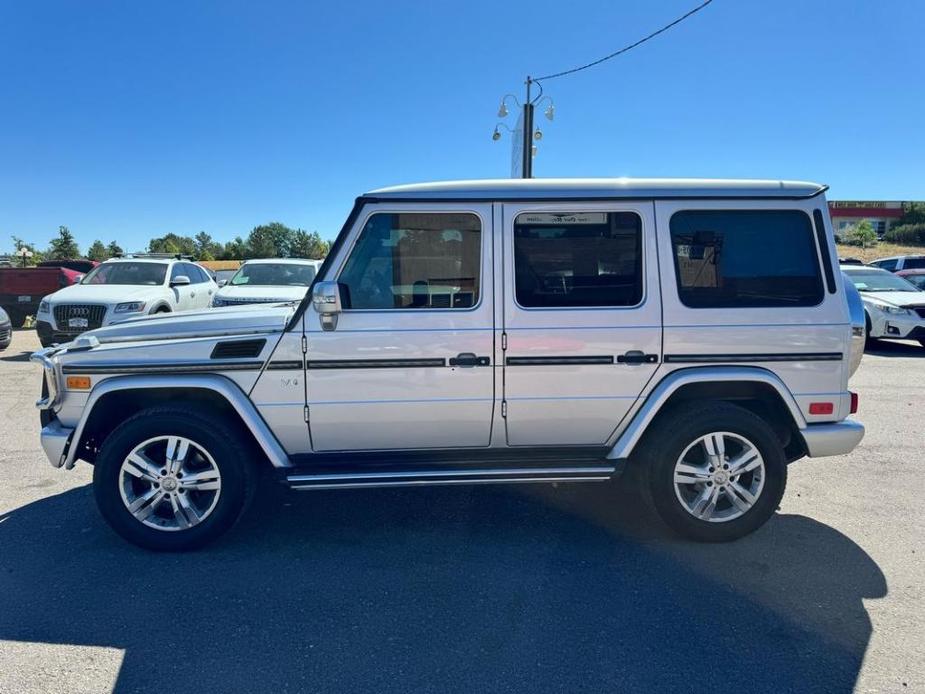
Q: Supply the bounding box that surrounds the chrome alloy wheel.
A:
[672,431,765,523]
[118,436,222,532]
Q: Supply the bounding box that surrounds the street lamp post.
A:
[493,77,554,179]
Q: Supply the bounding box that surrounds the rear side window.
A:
[513,211,643,308]
[903,257,925,270]
[670,210,824,308]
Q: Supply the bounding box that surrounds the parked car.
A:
[868,255,925,272]
[35,255,216,347]
[31,178,865,551]
[210,258,321,307]
[838,257,865,266]
[842,265,925,347]
[897,269,925,291]
[0,306,11,350]
[0,259,97,327]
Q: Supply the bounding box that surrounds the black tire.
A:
[637,401,787,542]
[4,308,26,328]
[864,313,878,349]
[93,406,257,551]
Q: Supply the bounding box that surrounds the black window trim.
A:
[668,208,827,310]
[812,209,837,294]
[333,208,487,314]
[510,208,647,312]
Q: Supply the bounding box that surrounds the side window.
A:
[902,258,925,270]
[875,259,898,271]
[338,212,481,310]
[169,263,185,283]
[190,264,210,283]
[513,211,642,308]
[670,210,824,308]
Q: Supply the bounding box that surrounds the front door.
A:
[500,203,662,446]
[306,204,495,451]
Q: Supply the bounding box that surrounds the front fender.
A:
[606,366,808,460]
[61,373,291,469]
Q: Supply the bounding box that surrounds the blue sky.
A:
[0,0,922,253]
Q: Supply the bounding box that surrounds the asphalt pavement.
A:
[0,329,922,693]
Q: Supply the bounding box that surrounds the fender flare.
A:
[62,373,290,469]
[606,366,808,460]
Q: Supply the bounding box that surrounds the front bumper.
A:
[800,419,865,458]
[39,419,74,468]
[869,310,925,340]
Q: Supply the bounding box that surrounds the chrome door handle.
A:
[449,353,490,367]
[617,350,658,365]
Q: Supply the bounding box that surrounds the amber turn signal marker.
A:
[66,376,92,390]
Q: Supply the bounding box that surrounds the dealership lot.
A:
[0,329,922,693]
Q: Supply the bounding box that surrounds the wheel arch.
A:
[65,374,290,469]
[607,366,808,462]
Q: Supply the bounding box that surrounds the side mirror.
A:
[217,279,227,288]
[170,275,191,287]
[312,280,343,331]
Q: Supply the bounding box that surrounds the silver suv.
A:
[32,178,866,550]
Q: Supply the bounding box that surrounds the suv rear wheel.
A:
[639,402,787,542]
[93,407,256,551]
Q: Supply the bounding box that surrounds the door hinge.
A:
[301,335,308,353]
[501,400,507,418]
[501,332,508,350]
[303,405,310,422]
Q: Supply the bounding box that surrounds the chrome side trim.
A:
[61,361,264,374]
[30,350,60,409]
[62,374,291,469]
[800,420,865,458]
[290,477,611,490]
[287,466,614,483]
[606,366,809,460]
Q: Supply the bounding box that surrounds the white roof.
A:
[241,258,321,266]
[366,177,826,200]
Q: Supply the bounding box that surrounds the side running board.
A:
[282,450,618,490]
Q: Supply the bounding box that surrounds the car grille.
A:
[53,304,107,331]
[0,325,10,342]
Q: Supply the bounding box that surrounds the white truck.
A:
[32,178,866,550]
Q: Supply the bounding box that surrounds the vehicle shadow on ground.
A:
[0,350,32,363]
[0,481,885,693]
[865,339,924,358]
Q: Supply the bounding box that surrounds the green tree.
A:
[10,236,42,266]
[47,225,81,259]
[846,219,878,248]
[291,230,330,259]
[87,239,109,262]
[245,222,295,258]
[220,237,248,260]
[894,202,925,228]
[194,231,222,260]
[148,233,196,256]
[107,241,124,257]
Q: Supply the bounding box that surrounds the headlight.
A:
[211,298,225,307]
[873,302,910,316]
[114,301,146,313]
[38,300,49,313]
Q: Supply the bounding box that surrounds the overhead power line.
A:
[534,0,714,81]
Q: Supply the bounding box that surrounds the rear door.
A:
[305,203,496,451]
[500,203,662,446]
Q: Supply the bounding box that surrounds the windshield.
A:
[81,262,168,286]
[846,270,920,292]
[229,263,316,287]
[903,274,925,290]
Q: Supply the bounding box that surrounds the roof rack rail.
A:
[111,252,195,260]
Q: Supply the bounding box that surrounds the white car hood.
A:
[860,290,925,307]
[214,285,309,302]
[48,284,159,304]
[79,303,295,343]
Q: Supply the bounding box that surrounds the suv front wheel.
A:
[93,407,256,551]
[640,402,787,542]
